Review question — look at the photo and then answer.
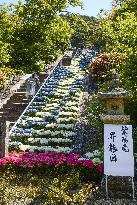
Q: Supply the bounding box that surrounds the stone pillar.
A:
[0,121,10,158]
[60,59,62,67]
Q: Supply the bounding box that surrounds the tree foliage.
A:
[0,4,17,65]
[94,0,137,124]
[0,0,83,72]
[62,13,95,48]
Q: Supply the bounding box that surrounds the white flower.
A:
[26,117,45,122]
[40,138,49,144]
[19,145,72,153]
[93,150,101,157]
[85,152,94,159]
[43,107,55,111]
[55,92,68,96]
[57,124,74,129]
[36,112,51,117]
[45,123,56,128]
[48,138,72,143]
[46,103,58,107]
[59,111,77,116]
[85,150,101,159]
[55,89,69,94]
[66,102,78,106]
[31,129,75,137]
[43,123,74,130]
[56,117,75,123]
[21,120,28,126]
[63,106,78,112]
[9,141,23,146]
[28,138,35,142]
[19,145,32,151]
[56,146,72,153]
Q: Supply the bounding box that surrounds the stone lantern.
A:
[98,71,134,198]
[98,71,132,124]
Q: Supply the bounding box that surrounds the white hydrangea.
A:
[19,145,72,153]
[21,120,28,126]
[66,102,78,106]
[46,103,58,107]
[45,123,74,130]
[9,141,23,146]
[85,150,101,159]
[45,123,56,128]
[63,106,78,112]
[26,117,45,122]
[43,107,55,111]
[57,124,74,129]
[31,129,75,137]
[55,89,69,94]
[55,92,68,97]
[93,150,101,157]
[62,131,75,137]
[85,152,94,159]
[57,117,75,123]
[59,111,77,116]
[36,112,51,117]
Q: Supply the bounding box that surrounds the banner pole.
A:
[132,177,135,201]
[106,175,109,200]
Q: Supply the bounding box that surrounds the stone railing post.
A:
[0,121,10,158]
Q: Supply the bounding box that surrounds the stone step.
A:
[0,110,23,117]
[10,96,27,101]
[0,111,7,114]
[12,102,28,106]
[0,107,27,114]
[2,100,29,107]
[7,110,23,116]
[14,91,26,95]
[17,87,26,91]
[0,112,22,117]
[10,95,28,101]
[0,116,18,122]
[9,121,16,125]
[18,85,26,89]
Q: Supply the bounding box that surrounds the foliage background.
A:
[91,0,137,151]
[0,0,95,73]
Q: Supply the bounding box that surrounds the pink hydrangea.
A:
[0,151,103,174]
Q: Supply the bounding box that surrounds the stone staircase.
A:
[0,53,71,131]
[0,73,48,125]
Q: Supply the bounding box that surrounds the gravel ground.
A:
[84,188,137,205]
[93,199,137,205]
[84,176,137,205]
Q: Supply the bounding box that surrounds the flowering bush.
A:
[0,151,103,180]
[88,53,124,81]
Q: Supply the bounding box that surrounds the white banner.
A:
[104,124,134,177]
